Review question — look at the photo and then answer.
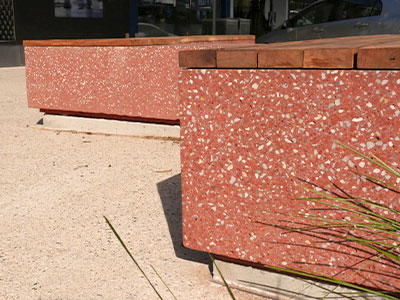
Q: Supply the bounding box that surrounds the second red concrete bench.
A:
[24,35,255,124]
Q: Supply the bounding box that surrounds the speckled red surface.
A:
[179,69,400,291]
[24,40,253,122]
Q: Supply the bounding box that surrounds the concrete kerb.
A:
[212,259,385,300]
[41,114,180,140]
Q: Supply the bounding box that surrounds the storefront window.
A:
[54,0,104,18]
[289,0,317,18]
[291,1,334,27]
[138,0,212,36]
[136,0,319,38]
[0,0,16,40]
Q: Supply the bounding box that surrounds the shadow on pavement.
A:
[157,173,209,265]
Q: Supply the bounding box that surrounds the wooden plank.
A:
[23,35,255,47]
[216,38,360,69]
[265,35,400,69]
[300,35,400,68]
[179,49,217,68]
[24,38,134,47]
[216,49,258,68]
[217,45,304,68]
[357,40,400,69]
[258,34,400,50]
[303,48,355,68]
[214,44,304,68]
[84,34,400,69]
[258,49,303,68]
[221,35,400,69]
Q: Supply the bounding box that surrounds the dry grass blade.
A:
[208,253,238,300]
[150,264,179,300]
[104,216,165,300]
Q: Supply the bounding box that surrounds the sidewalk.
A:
[0,67,263,300]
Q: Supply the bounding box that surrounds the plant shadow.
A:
[157,173,210,265]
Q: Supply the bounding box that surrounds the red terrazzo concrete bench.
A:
[178,35,400,292]
[24,35,254,124]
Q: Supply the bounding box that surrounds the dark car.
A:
[257,0,400,43]
[137,23,176,37]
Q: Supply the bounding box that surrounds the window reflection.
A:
[137,0,320,37]
[334,0,382,21]
[138,0,213,36]
[292,1,335,27]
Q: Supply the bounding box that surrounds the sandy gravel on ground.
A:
[0,67,265,300]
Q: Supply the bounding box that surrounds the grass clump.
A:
[267,141,400,299]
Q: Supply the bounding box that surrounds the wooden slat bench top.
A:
[178,34,400,69]
[23,35,255,47]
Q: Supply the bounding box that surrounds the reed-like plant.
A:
[265,141,400,300]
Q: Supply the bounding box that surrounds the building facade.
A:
[0,0,315,67]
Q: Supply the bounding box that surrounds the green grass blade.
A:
[280,144,400,299]
[347,238,400,262]
[371,153,396,172]
[288,219,400,240]
[352,170,400,193]
[267,266,399,300]
[208,253,238,300]
[104,216,165,300]
[345,237,400,250]
[291,204,400,238]
[295,196,394,230]
[320,252,386,300]
[336,141,400,178]
[150,264,179,300]
[357,197,400,215]
[297,186,400,230]
[297,202,400,232]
